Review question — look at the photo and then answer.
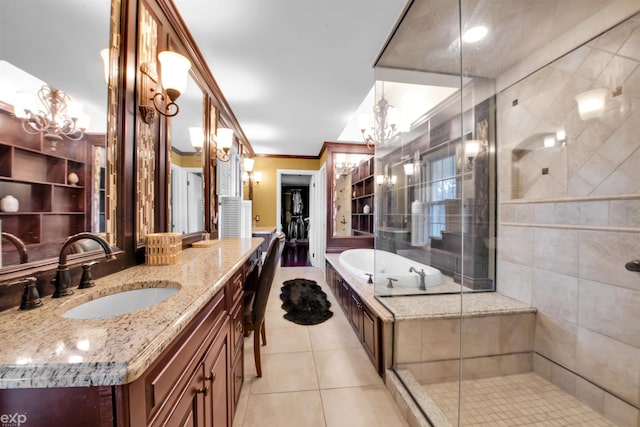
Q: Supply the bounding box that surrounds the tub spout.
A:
[409,266,427,290]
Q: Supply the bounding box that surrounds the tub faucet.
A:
[52,232,116,298]
[409,266,427,290]
[1,232,28,264]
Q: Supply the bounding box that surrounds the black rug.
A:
[280,278,333,325]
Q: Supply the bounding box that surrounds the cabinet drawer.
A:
[230,297,244,356]
[143,290,226,424]
[227,269,244,309]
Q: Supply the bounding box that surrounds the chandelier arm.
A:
[151,92,179,118]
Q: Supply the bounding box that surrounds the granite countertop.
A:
[324,253,535,322]
[252,226,276,234]
[0,237,262,389]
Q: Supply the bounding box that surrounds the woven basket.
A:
[145,233,182,265]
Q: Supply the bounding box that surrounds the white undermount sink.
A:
[62,282,181,320]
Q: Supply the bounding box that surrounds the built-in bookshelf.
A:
[351,157,374,235]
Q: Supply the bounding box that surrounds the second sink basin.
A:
[63,282,181,320]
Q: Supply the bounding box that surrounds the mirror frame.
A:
[325,142,374,252]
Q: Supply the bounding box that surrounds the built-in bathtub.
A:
[338,248,443,289]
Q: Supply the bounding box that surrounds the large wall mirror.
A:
[0,0,118,271]
[325,143,374,251]
[169,71,205,234]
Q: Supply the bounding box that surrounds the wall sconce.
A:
[574,87,622,121]
[253,171,263,187]
[14,85,87,150]
[139,51,191,124]
[403,163,414,176]
[243,157,255,173]
[189,126,204,156]
[216,127,233,162]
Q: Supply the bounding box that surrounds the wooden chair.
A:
[243,232,285,377]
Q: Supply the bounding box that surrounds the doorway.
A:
[276,170,317,267]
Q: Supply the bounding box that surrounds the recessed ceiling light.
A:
[463,26,488,43]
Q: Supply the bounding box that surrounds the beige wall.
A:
[246,156,320,227]
[496,15,640,425]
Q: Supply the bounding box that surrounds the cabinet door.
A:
[203,328,229,427]
[362,305,378,368]
[349,292,364,337]
[152,367,205,427]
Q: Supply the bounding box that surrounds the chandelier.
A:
[359,85,400,150]
[14,85,86,150]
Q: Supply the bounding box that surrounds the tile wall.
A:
[497,14,640,426]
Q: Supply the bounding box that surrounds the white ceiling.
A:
[172,0,407,156]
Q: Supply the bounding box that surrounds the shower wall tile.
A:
[420,318,460,362]
[532,269,578,323]
[610,198,640,227]
[460,353,532,380]
[534,313,577,370]
[576,376,605,414]
[579,230,640,291]
[496,260,532,305]
[498,313,535,354]
[460,316,500,358]
[579,279,640,347]
[550,361,577,394]
[533,228,579,276]
[579,200,609,225]
[394,319,423,364]
[498,225,533,265]
[603,393,640,427]
[576,328,640,406]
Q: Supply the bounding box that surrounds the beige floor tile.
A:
[321,385,409,427]
[314,348,383,389]
[260,324,312,354]
[308,315,361,351]
[241,390,325,427]
[248,351,319,394]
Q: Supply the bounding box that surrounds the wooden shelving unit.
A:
[0,137,86,264]
[351,157,374,235]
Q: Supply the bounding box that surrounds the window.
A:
[428,154,457,238]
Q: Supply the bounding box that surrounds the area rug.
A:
[280,278,333,325]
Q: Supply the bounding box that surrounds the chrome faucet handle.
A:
[79,260,99,289]
[386,277,398,288]
[365,273,373,284]
[17,277,42,310]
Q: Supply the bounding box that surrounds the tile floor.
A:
[423,373,617,426]
[232,266,408,427]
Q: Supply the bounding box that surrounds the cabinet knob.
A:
[197,385,209,396]
[205,373,216,382]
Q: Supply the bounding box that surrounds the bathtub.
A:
[338,249,443,289]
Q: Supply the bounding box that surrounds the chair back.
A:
[251,235,281,324]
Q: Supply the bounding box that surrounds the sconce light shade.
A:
[575,88,608,120]
[100,48,110,84]
[189,126,204,149]
[465,140,481,158]
[217,128,234,150]
[543,135,556,148]
[403,163,414,175]
[158,51,191,101]
[243,157,255,172]
[242,171,250,182]
[376,175,385,185]
[253,171,263,185]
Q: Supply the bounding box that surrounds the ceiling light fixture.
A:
[462,26,488,43]
[359,83,400,150]
[14,85,87,150]
[139,51,191,124]
[216,127,234,162]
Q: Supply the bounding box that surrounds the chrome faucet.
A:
[1,232,28,264]
[409,266,427,290]
[52,232,116,298]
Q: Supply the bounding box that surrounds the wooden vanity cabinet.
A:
[325,262,382,374]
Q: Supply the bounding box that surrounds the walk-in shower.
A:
[371,2,640,425]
